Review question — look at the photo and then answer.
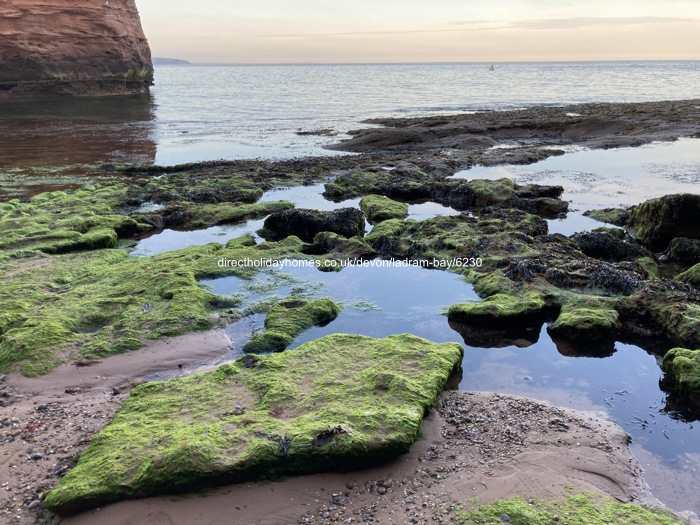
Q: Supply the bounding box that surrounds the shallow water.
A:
[455,138,700,235]
[195,259,700,511]
[2,61,699,178]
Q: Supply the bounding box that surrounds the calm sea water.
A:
[0,61,699,175]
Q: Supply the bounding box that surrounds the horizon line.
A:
[154,58,700,67]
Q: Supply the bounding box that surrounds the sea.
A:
[2,61,700,513]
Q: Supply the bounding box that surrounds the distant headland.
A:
[153,57,191,65]
[0,0,153,98]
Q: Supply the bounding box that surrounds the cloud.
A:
[510,16,699,30]
[257,16,698,39]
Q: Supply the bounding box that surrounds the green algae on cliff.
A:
[242,298,341,353]
[43,333,464,516]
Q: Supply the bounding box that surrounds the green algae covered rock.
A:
[678,263,700,288]
[547,300,621,340]
[662,347,700,396]
[447,291,546,326]
[628,193,700,252]
[0,237,310,377]
[0,184,150,257]
[242,298,341,352]
[44,333,464,515]
[454,492,685,525]
[359,194,409,224]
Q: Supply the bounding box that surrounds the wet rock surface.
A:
[44,334,463,515]
[627,193,700,252]
[262,207,366,243]
[0,0,153,98]
[330,100,700,155]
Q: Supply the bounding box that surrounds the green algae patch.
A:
[161,200,295,229]
[0,238,311,376]
[359,195,409,224]
[628,194,700,252]
[662,347,700,396]
[453,492,684,525]
[464,177,515,205]
[242,298,342,353]
[0,183,149,257]
[547,298,621,341]
[678,263,700,288]
[584,207,629,226]
[636,257,661,280]
[44,333,464,516]
[447,291,546,326]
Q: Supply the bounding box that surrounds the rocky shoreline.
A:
[1,99,700,523]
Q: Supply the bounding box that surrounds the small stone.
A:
[377,486,387,495]
[28,500,41,510]
[30,452,44,461]
[501,514,511,522]
[36,403,48,411]
[553,515,560,522]
[345,481,355,490]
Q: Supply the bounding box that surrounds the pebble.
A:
[36,403,48,411]
[501,513,511,522]
[30,452,44,461]
[376,486,387,495]
[27,500,41,510]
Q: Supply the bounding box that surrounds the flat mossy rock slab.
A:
[662,347,700,396]
[44,333,463,516]
[359,194,409,224]
[447,291,547,326]
[547,301,621,341]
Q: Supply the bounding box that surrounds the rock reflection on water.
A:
[0,94,156,198]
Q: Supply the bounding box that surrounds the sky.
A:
[137,0,700,63]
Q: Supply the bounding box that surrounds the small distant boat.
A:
[489,64,495,72]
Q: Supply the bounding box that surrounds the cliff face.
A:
[0,0,153,97]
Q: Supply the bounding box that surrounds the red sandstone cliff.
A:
[0,0,153,97]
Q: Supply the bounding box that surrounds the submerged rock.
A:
[43,333,463,515]
[0,0,153,97]
[261,208,366,243]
